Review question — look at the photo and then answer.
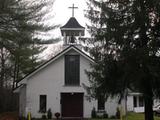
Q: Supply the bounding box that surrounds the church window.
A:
[39,95,47,113]
[65,55,80,85]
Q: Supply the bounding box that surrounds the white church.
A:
[14,4,150,119]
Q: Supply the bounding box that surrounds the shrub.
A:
[91,107,96,118]
[47,108,52,119]
[54,112,60,119]
[96,115,102,118]
[103,112,108,118]
[110,115,116,119]
[116,107,120,119]
[41,114,47,119]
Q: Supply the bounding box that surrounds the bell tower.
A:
[60,4,85,48]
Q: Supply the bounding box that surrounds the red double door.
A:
[61,93,84,118]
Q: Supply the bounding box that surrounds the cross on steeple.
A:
[69,4,78,17]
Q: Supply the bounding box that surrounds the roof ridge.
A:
[17,45,94,85]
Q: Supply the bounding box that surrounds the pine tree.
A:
[86,0,160,120]
[0,0,58,112]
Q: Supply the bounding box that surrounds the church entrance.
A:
[61,93,84,119]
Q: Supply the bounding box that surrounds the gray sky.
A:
[42,0,90,58]
[51,0,90,38]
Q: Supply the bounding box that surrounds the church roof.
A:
[61,17,84,29]
[14,45,94,87]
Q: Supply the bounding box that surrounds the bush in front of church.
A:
[47,108,52,119]
[91,107,97,118]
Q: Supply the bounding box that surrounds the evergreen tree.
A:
[0,0,58,112]
[86,0,160,120]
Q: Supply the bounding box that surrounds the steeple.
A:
[60,4,85,48]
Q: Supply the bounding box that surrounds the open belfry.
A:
[60,4,85,47]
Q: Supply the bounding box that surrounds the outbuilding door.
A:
[61,93,83,118]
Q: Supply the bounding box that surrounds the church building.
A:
[14,4,149,119]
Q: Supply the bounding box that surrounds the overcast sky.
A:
[51,0,89,38]
[42,0,90,58]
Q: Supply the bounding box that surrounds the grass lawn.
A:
[1,112,160,120]
[92,112,160,120]
[125,112,160,120]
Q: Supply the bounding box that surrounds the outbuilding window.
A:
[98,96,105,110]
[133,96,144,107]
[133,96,137,107]
[139,96,144,107]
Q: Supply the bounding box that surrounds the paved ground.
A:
[0,112,18,120]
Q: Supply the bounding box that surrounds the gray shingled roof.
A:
[61,17,84,28]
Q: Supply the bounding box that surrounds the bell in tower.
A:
[60,4,85,47]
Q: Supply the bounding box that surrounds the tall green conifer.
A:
[86,0,160,120]
[0,0,58,112]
